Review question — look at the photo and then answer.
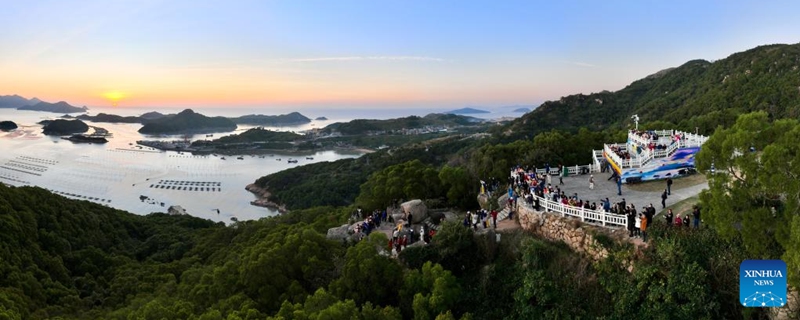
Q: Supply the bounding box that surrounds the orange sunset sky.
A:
[2,1,799,109]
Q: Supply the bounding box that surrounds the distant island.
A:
[140,111,168,120]
[42,119,89,135]
[62,134,108,144]
[230,112,311,126]
[445,107,490,115]
[0,95,41,109]
[19,101,88,113]
[513,107,531,113]
[321,113,482,135]
[0,120,17,131]
[75,113,144,124]
[315,116,328,121]
[138,109,237,134]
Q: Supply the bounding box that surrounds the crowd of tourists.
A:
[505,164,702,243]
[462,209,499,230]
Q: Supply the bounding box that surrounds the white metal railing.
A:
[522,194,627,228]
[528,164,597,177]
[628,131,652,148]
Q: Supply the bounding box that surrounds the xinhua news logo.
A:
[740,260,787,307]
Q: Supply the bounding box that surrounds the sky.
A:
[1,0,799,110]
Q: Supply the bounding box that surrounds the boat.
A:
[287,159,298,163]
[221,157,226,160]
[276,158,281,161]
[306,157,314,160]
[62,134,108,144]
[237,156,244,160]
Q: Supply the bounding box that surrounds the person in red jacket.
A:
[674,214,683,227]
[490,209,498,228]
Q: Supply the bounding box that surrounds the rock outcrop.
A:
[326,224,350,242]
[517,204,626,264]
[400,199,427,224]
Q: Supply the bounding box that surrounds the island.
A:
[513,107,531,113]
[62,134,108,144]
[444,107,490,115]
[230,112,311,126]
[0,120,18,131]
[41,119,89,135]
[0,95,40,109]
[19,101,88,113]
[138,109,237,134]
[315,116,328,121]
[76,113,143,123]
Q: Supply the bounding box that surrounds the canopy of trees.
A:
[697,111,800,286]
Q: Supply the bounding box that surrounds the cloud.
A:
[285,56,445,63]
[562,60,597,68]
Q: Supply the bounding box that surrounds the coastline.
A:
[245,183,288,213]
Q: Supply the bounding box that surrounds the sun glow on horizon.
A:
[103,91,126,107]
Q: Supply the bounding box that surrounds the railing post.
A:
[601,210,606,226]
[580,206,585,222]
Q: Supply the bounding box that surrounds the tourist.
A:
[666,178,673,195]
[692,205,701,228]
[682,214,690,227]
[674,214,683,227]
[471,211,479,230]
[491,209,498,228]
[640,214,648,242]
[665,209,674,227]
[589,175,595,190]
[627,208,636,237]
[661,189,668,208]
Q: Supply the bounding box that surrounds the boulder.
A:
[401,199,428,224]
[477,193,489,209]
[326,224,350,241]
[498,194,509,209]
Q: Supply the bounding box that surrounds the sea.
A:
[0,106,527,223]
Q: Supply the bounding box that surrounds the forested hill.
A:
[502,43,800,140]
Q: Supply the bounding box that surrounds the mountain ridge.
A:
[500,42,800,140]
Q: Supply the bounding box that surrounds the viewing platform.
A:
[595,129,708,183]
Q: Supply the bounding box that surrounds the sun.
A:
[103,91,126,107]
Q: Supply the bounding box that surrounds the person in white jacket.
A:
[634,213,642,237]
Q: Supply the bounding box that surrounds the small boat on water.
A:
[221,157,226,160]
[276,158,281,161]
[237,156,244,160]
[306,157,314,160]
[287,159,298,163]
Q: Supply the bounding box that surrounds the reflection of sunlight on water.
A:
[0,109,362,223]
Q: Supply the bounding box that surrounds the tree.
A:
[438,165,476,209]
[329,233,403,306]
[356,160,443,209]
[696,111,800,286]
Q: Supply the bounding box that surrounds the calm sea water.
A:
[0,106,525,222]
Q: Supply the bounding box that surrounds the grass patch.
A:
[625,173,707,193]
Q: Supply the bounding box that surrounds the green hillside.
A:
[0,184,758,319]
[322,113,482,135]
[502,43,800,140]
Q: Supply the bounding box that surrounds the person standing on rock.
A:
[589,175,595,190]
[491,209,498,228]
[471,211,479,230]
[661,189,668,208]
